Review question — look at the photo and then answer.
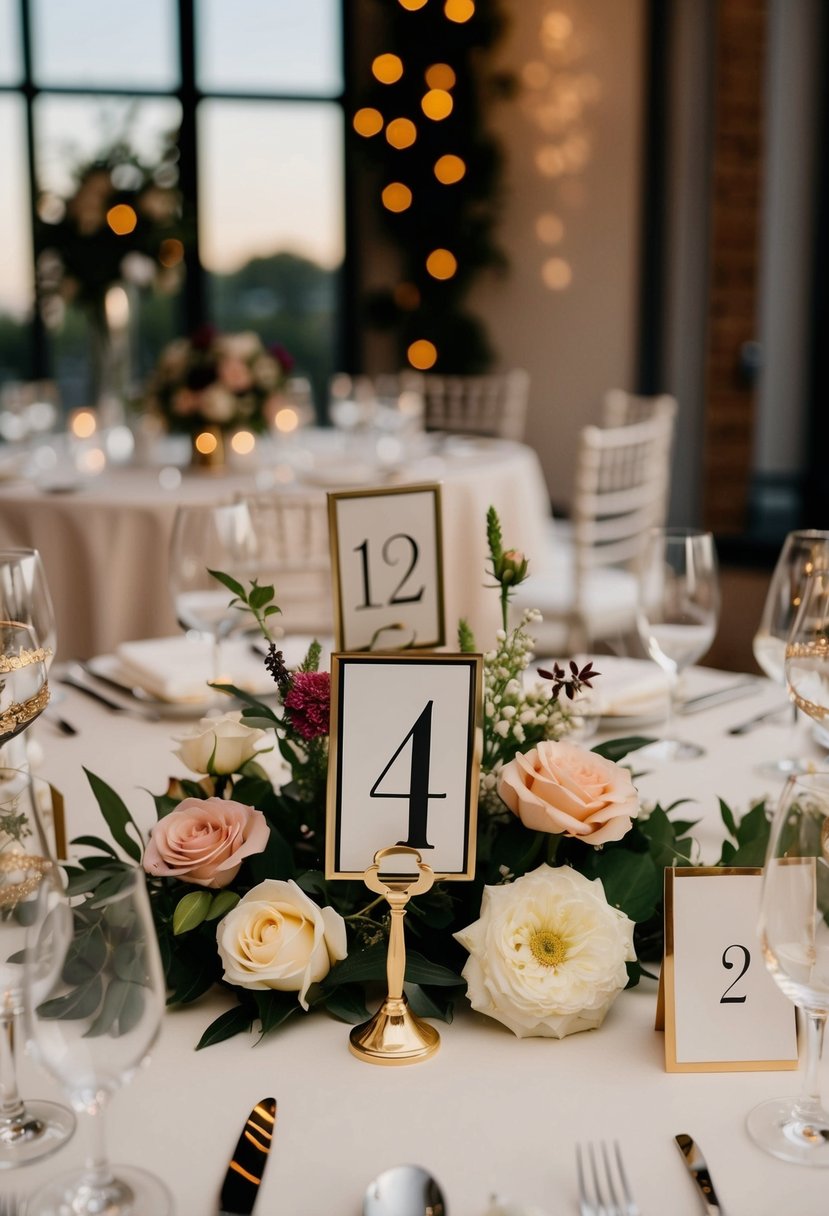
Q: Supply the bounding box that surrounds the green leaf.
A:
[321,943,388,989]
[719,798,738,839]
[196,1005,254,1049]
[249,583,275,610]
[405,950,464,987]
[69,835,120,860]
[317,984,370,1024]
[254,989,300,1037]
[246,824,295,883]
[403,982,460,1023]
[173,890,212,935]
[207,568,246,600]
[83,769,143,863]
[590,850,661,924]
[206,890,240,921]
[300,639,322,673]
[591,736,655,763]
[264,605,282,618]
[152,794,181,821]
[38,975,103,1021]
[88,869,140,908]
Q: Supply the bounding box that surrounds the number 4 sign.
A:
[325,653,483,880]
[328,484,445,652]
[657,868,798,1072]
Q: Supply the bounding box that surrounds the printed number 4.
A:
[370,701,445,849]
[720,943,750,1004]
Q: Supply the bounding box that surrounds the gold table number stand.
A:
[349,845,440,1066]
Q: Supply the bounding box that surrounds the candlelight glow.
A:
[231,430,256,454]
[70,409,97,439]
[194,430,219,455]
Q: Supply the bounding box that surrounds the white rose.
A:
[454,864,635,1039]
[216,879,347,1008]
[200,384,237,423]
[173,711,269,776]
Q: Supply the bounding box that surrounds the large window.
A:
[0,0,345,412]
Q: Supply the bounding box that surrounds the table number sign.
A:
[656,867,798,1073]
[327,484,445,652]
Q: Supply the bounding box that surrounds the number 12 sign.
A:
[326,653,483,880]
[328,484,445,652]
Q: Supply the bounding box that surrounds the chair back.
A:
[601,388,677,429]
[420,369,529,440]
[239,493,333,637]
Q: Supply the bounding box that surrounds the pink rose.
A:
[143,797,270,889]
[497,740,638,846]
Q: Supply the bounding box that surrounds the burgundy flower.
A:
[268,342,295,374]
[284,671,330,740]
[190,323,218,351]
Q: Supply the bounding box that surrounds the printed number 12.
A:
[370,701,446,849]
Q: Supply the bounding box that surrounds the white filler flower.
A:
[454,864,635,1038]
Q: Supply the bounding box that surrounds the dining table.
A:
[0,427,552,661]
[15,663,829,1215]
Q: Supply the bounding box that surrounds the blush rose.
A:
[497,739,638,845]
[143,797,270,889]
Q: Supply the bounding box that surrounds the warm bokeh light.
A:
[381,182,413,212]
[231,429,256,454]
[536,213,565,244]
[536,145,566,177]
[159,238,184,267]
[522,61,550,89]
[386,118,417,149]
[542,257,573,290]
[275,407,300,434]
[69,409,97,439]
[445,0,475,22]
[434,154,466,184]
[105,284,129,330]
[398,0,428,8]
[78,446,106,476]
[353,107,384,137]
[194,430,219,455]
[421,89,453,121]
[426,248,457,280]
[372,54,404,84]
[408,339,437,369]
[542,11,573,46]
[394,281,421,310]
[106,203,138,236]
[425,63,456,90]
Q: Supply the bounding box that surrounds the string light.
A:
[421,89,453,120]
[381,182,413,212]
[399,0,428,8]
[408,339,437,369]
[372,54,404,84]
[434,154,466,184]
[426,248,457,279]
[444,0,474,22]
[386,118,417,149]
[194,430,218,455]
[159,238,184,267]
[354,107,384,137]
[106,204,137,236]
[425,63,456,90]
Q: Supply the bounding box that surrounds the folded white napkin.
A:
[115,636,277,703]
[573,654,669,718]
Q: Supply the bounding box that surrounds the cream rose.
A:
[216,879,347,1009]
[143,797,270,889]
[454,864,635,1038]
[498,740,638,845]
[173,711,269,776]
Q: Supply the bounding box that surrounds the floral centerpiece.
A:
[143,325,294,438]
[68,510,770,1047]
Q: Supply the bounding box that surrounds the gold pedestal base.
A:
[349,996,440,1066]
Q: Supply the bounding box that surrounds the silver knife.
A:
[678,678,760,715]
[675,1133,726,1215]
[218,1097,277,1216]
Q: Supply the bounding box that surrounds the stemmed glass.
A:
[746,771,829,1164]
[752,530,829,775]
[168,502,259,689]
[636,527,720,761]
[24,867,171,1214]
[0,548,58,769]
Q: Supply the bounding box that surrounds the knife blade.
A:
[675,1133,726,1215]
[677,678,760,715]
[218,1097,277,1216]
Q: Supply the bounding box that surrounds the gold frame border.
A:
[661,867,798,1073]
[327,483,446,653]
[325,650,482,882]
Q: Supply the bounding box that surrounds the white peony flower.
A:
[173,711,270,776]
[454,864,635,1038]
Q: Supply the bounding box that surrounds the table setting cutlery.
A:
[675,1134,726,1214]
[575,1141,638,1216]
[726,702,790,735]
[57,663,160,721]
[677,677,761,714]
[217,1098,276,1216]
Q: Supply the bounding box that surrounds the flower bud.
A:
[494,549,529,586]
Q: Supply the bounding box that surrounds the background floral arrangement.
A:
[143,325,294,436]
[67,511,771,1047]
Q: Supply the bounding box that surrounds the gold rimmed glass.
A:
[0,621,50,747]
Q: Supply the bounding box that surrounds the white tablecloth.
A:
[15,668,829,1214]
[0,432,551,661]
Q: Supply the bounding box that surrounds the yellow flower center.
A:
[529,928,567,968]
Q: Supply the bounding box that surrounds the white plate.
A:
[598,709,666,733]
[85,654,276,719]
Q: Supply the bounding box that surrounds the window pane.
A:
[32,0,178,90]
[197,0,342,96]
[0,96,33,383]
[0,0,21,84]
[34,96,184,410]
[200,100,343,406]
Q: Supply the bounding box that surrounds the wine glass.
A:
[168,501,259,689]
[636,527,720,760]
[0,548,58,770]
[0,768,75,1167]
[753,530,829,775]
[785,568,829,729]
[0,620,51,748]
[24,867,172,1214]
[746,771,829,1164]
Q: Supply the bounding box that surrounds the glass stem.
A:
[83,1108,115,1191]
[663,671,678,744]
[211,635,223,688]
[794,1009,827,1122]
[0,1008,25,1124]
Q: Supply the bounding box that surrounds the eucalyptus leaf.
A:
[83,977,140,1037]
[38,975,103,1021]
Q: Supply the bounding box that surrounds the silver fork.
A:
[576,1141,639,1216]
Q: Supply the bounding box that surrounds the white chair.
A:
[419,369,530,440]
[511,410,676,655]
[601,388,678,428]
[239,493,333,638]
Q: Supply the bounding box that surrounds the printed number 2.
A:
[720,943,750,1004]
[370,701,445,849]
[355,535,425,610]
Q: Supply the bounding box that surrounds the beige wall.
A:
[473,0,646,510]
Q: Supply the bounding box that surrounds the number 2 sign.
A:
[657,868,798,1072]
[325,653,482,880]
[328,484,445,652]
